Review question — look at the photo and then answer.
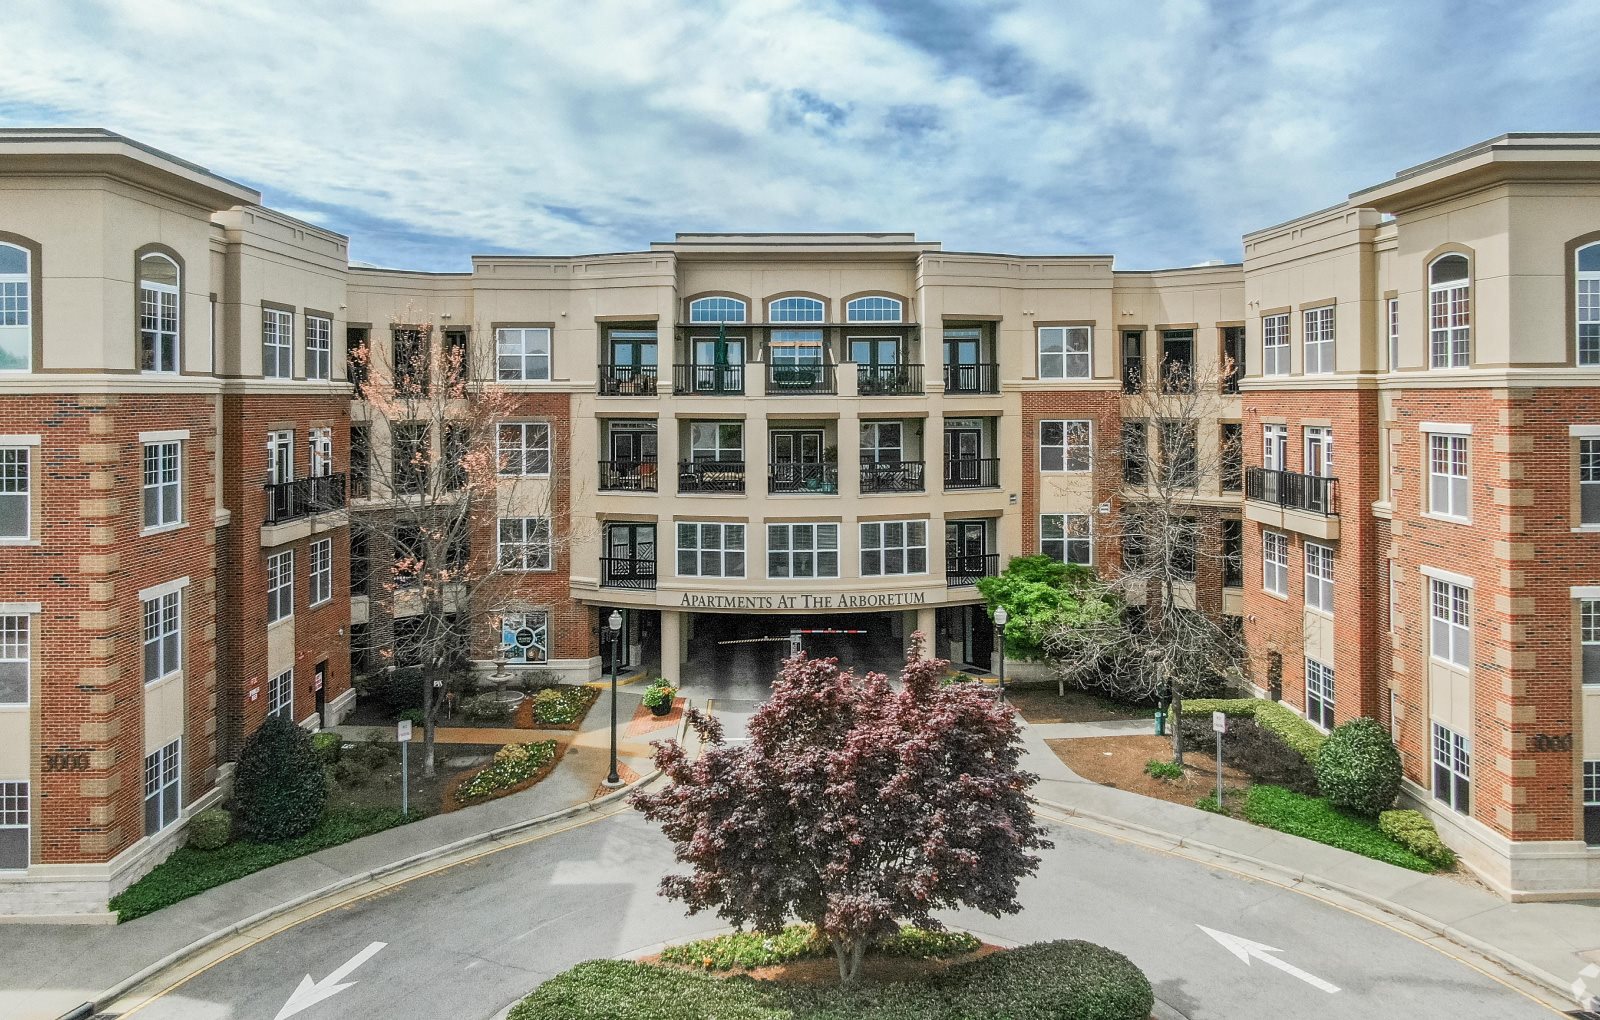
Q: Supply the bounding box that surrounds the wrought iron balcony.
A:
[598,364,658,396]
[943,457,1000,489]
[1245,467,1339,516]
[769,462,839,494]
[679,459,746,493]
[264,473,346,525]
[948,552,999,587]
[600,556,657,590]
[598,459,658,492]
[943,363,1000,394]
[767,362,836,395]
[860,460,925,493]
[857,363,923,396]
[673,363,744,395]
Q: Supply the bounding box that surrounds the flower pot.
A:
[649,699,673,717]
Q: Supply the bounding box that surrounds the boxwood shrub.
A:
[186,807,231,850]
[234,716,328,843]
[1315,718,1401,817]
[658,925,979,971]
[1184,698,1327,766]
[1379,809,1457,868]
[1176,715,1319,795]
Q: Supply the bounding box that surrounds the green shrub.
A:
[398,708,424,726]
[1244,785,1434,872]
[1184,698,1327,766]
[356,667,426,714]
[1195,793,1229,815]
[641,679,676,710]
[311,731,342,765]
[1178,715,1319,795]
[509,960,788,1020]
[233,717,328,843]
[942,939,1153,1020]
[332,757,371,789]
[1379,809,1457,868]
[186,807,231,850]
[658,925,980,971]
[455,740,557,805]
[460,693,512,724]
[356,737,395,771]
[1315,718,1402,817]
[1144,759,1183,781]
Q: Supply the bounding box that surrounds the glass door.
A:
[604,523,656,589]
[607,330,657,394]
[944,427,981,485]
[852,337,901,394]
[944,328,981,392]
[692,336,744,392]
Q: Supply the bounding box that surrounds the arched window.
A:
[768,296,824,323]
[1578,242,1600,367]
[139,252,180,373]
[688,296,747,324]
[1428,254,1470,369]
[0,241,31,372]
[845,295,903,323]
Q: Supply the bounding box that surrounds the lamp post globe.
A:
[603,610,625,788]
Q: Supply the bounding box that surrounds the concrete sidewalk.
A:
[0,687,673,1020]
[1017,718,1600,1010]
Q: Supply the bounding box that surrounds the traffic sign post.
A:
[397,719,413,816]
[1212,711,1227,807]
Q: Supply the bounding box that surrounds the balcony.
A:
[770,462,839,494]
[598,459,658,493]
[679,460,745,493]
[948,552,999,587]
[857,363,923,396]
[600,556,656,590]
[264,473,346,525]
[767,362,835,396]
[943,363,1000,395]
[943,457,1000,489]
[598,364,658,397]
[673,364,744,395]
[1244,467,1341,540]
[860,460,925,493]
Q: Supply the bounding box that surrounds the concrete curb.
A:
[1035,797,1584,1011]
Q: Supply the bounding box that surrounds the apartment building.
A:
[0,129,1595,915]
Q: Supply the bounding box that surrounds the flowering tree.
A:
[631,636,1050,983]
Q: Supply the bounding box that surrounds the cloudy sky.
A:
[3,1,1596,270]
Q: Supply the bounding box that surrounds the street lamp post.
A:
[994,606,1009,702]
[602,610,624,788]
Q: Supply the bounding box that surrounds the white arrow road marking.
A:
[273,941,387,1020]
[1197,925,1340,994]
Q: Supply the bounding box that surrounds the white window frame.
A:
[138,253,180,374]
[1429,576,1472,670]
[1262,313,1290,376]
[143,738,181,834]
[860,520,928,577]
[844,295,902,323]
[1263,424,1287,472]
[1040,513,1092,565]
[0,614,28,707]
[142,590,181,685]
[1427,433,1470,521]
[1305,542,1334,614]
[498,517,553,571]
[143,441,182,530]
[768,296,824,323]
[500,610,549,663]
[498,422,552,476]
[496,327,551,381]
[1038,326,1091,380]
[263,308,294,380]
[0,446,30,541]
[309,427,332,477]
[1304,426,1334,478]
[0,780,27,870]
[860,421,902,464]
[1580,598,1600,686]
[0,240,32,373]
[689,421,743,461]
[1305,658,1335,730]
[767,522,839,579]
[1579,241,1600,367]
[1263,530,1289,597]
[1303,306,1335,375]
[1428,255,1470,369]
[305,314,332,380]
[1387,296,1400,371]
[267,669,293,721]
[309,538,333,607]
[1040,420,1092,473]
[688,296,747,324]
[1431,722,1471,815]
[1579,436,1600,527]
[267,550,294,624]
[267,429,294,487]
[676,521,745,578]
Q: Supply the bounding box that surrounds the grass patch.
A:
[454,740,558,806]
[659,925,980,971]
[1243,785,1436,873]
[109,807,414,922]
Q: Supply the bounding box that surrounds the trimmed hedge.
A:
[659,925,979,971]
[1177,715,1319,795]
[1184,698,1326,766]
[1379,809,1457,868]
[234,717,328,843]
[1243,785,1434,873]
[187,807,231,850]
[1316,718,1402,816]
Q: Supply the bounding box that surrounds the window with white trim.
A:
[500,611,549,663]
[267,429,294,487]
[1263,530,1288,596]
[1429,255,1470,369]
[267,550,294,624]
[142,590,180,684]
[860,421,902,464]
[0,241,31,372]
[1039,420,1091,473]
[1576,242,1600,366]
[1263,423,1287,472]
[1432,722,1470,814]
[1581,599,1600,686]
[1303,306,1334,374]
[0,781,27,870]
[1305,542,1334,613]
[1262,313,1289,376]
[1427,434,1469,520]
[138,253,180,373]
[768,523,839,579]
[143,441,181,529]
[676,522,745,577]
[1038,326,1090,379]
[688,296,747,323]
[860,520,927,576]
[263,308,293,379]
[305,314,331,380]
[267,669,293,721]
[496,327,550,381]
[1041,513,1092,565]
[845,295,902,322]
[1429,577,1471,669]
[144,738,181,834]
[310,428,332,477]
[1387,297,1400,370]
[1584,760,1599,845]
[0,615,27,705]
[498,422,552,476]
[0,447,28,539]
[498,517,552,571]
[768,296,824,323]
[1305,658,1335,729]
[1579,438,1600,526]
[309,539,333,607]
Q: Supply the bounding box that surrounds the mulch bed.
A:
[1048,734,1251,808]
[1007,686,1153,725]
[440,735,572,813]
[510,685,601,730]
[640,945,1003,986]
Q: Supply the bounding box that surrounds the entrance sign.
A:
[679,590,928,610]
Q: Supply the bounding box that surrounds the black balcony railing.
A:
[679,460,746,493]
[598,364,658,396]
[1245,467,1339,516]
[769,462,839,494]
[857,363,923,396]
[598,459,658,492]
[943,363,1000,394]
[860,460,925,493]
[767,362,835,395]
[948,552,999,587]
[673,363,744,395]
[600,556,657,590]
[943,457,1000,489]
[264,473,346,525]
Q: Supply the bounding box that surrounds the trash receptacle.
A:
[1154,709,1166,736]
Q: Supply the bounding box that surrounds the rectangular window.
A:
[676,522,745,578]
[142,441,182,529]
[498,422,552,476]
[350,425,371,498]
[444,329,469,389]
[1584,760,1599,846]
[1387,297,1400,371]
[309,538,333,607]
[305,314,331,380]
[0,615,28,705]
[1263,423,1287,472]
[1038,326,1090,379]
[1262,313,1290,376]
[139,276,179,373]
[1160,329,1194,393]
[350,531,370,597]
[1429,577,1472,669]
[393,423,429,495]
[1121,331,1143,393]
[1430,274,1470,369]
[1221,518,1243,588]
[1432,722,1471,815]
[860,421,902,464]
[267,429,294,487]
[1581,600,1600,686]
[1305,659,1335,729]
[860,520,928,577]
[1263,530,1288,596]
[1428,434,1470,520]
[1040,420,1091,472]
[1305,542,1334,614]
[1221,326,1244,394]
[1304,425,1334,477]
[142,590,181,684]
[1040,513,1092,565]
[1221,423,1242,493]
[1159,420,1198,489]
[497,327,551,381]
[1580,438,1600,526]
[263,308,293,379]
[442,424,468,492]
[498,517,552,571]
[143,739,181,834]
[768,523,839,579]
[0,780,27,870]
[689,421,743,461]
[0,447,29,539]
[309,428,332,477]
[500,611,549,663]
[1122,421,1147,485]
[267,669,293,721]
[393,327,430,395]
[347,327,370,397]
[1303,306,1335,374]
[267,550,294,624]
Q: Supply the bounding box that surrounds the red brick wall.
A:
[1018,390,1124,566]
